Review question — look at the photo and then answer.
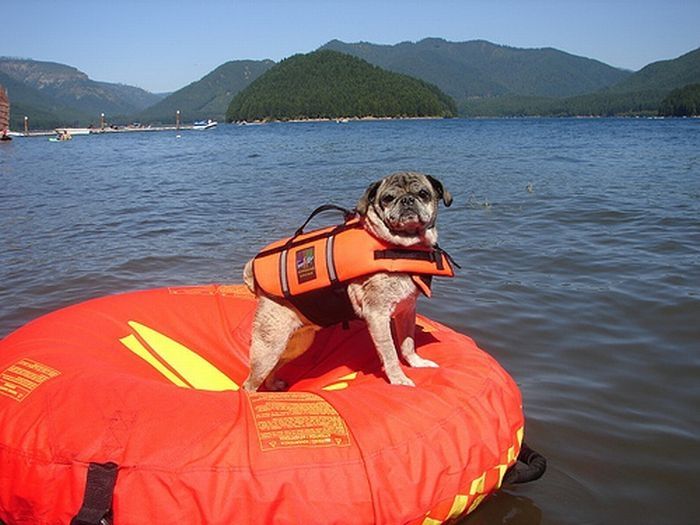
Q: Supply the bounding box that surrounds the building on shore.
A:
[0,85,12,140]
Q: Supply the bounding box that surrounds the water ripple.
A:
[2,119,700,524]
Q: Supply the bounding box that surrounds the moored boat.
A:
[193,119,217,130]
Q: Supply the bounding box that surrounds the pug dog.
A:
[242,171,452,391]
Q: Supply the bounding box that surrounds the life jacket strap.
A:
[434,243,462,270]
[374,248,445,270]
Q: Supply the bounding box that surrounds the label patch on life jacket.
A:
[295,247,317,284]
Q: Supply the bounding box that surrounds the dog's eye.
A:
[418,189,431,201]
[381,195,395,205]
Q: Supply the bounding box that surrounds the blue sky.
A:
[4,0,699,93]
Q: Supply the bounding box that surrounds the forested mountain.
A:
[320,38,631,104]
[0,58,162,117]
[136,59,274,123]
[0,71,92,129]
[609,47,700,94]
[0,58,164,128]
[320,39,700,116]
[460,90,667,117]
[226,50,456,122]
[659,83,700,116]
[461,46,700,116]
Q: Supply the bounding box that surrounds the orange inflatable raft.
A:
[0,285,525,524]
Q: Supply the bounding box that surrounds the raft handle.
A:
[503,441,547,485]
[71,462,119,525]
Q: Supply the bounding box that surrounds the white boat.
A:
[55,127,91,136]
[193,119,217,130]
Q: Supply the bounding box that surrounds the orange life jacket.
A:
[251,217,455,326]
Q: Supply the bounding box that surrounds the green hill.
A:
[226,50,456,122]
[0,71,92,130]
[659,83,700,116]
[609,47,700,93]
[320,38,631,105]
[136,59,274,123]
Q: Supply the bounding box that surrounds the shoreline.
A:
[238,115,448,125]
[7,114,697,136]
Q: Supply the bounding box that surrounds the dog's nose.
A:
[401,195,416,206]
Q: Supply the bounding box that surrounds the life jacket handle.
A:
[293,204,357,238]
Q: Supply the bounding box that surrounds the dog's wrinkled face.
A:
[357,171,452,247]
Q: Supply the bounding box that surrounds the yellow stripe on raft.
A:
[445,494,469,520]
[418,425,525,524]
[120,334,189,388]
[123,321,239,391]
[322,371,360,391]
[322,382,349,391]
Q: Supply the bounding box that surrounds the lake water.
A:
[1,118,699,524]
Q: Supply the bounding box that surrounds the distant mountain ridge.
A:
[461,46,700,116]
[320,38,631,104]
[4,39,700,128]
[135,59,274,123]
[0,57,163,128]
[0,69,92,129]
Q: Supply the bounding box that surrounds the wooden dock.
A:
[12,125,195,138]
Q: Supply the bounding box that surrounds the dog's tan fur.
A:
[242,171,452,391]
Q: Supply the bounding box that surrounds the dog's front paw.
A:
[386,371,416,387]
[242,376,262,392]
[406,355,439,368]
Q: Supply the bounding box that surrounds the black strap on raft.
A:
[502,441,547,485]
[71,462,119,525]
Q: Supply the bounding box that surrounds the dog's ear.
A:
[427,175,453,207]
[356,180,381,215]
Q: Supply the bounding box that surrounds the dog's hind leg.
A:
[242,296,302,391]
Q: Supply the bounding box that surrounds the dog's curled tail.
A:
[243,259,255,293]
